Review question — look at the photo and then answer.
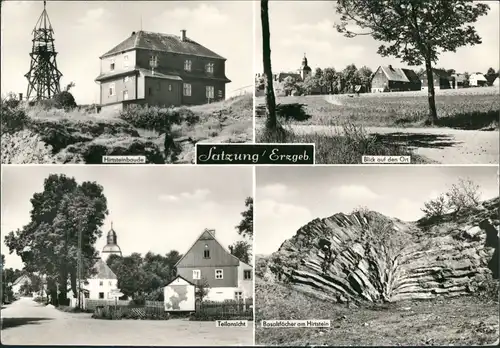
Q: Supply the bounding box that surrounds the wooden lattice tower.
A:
[24,0,63,100]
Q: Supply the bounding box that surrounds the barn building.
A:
[419,68,455,90]
[175,229,253,302]
[371,65,421,92]
[95,30,231,111]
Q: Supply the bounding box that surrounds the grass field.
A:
[255,276,499,346]
[256,86,500,130]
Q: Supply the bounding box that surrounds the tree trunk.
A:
[261,0,277,131]
[424,57,438,124]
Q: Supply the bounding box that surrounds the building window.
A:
[206,86,214,99]
[99,292,104,299]
[168,84,172,91]
[110,60,115,71]
[109,83,115,96]
[149,55,158,69]
[148,87,152,96]
[99,281,103,286]
[234,291,243,301]
[205,63,214,74]
[123,90,129,100]
[215,269,223,279]
[183,83,192,96]
[203,249,210,258]
[193,270,201,280]
[244,270,252,280]
[123,55,129,68]
[184,60,192,71]
[124,76,130,83]
[218,90,223,98]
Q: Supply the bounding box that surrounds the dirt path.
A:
[288,124,499,164]
[1,297,253,346]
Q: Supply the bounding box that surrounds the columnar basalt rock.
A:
[264,197,499,303]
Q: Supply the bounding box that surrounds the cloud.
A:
[258,183,295,199]
[291,19,335,34]
[158,188,211,202]
[330,185,379,201]
[76,8,110,27]
[163,3,228,26]
[257,199,311,221]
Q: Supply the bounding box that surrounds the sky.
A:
[1,0,253,104]
[1,165,252,271]
[255,165,499,255]
[254,1,500,75]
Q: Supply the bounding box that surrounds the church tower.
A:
[299,53,312,80]
[101,222,122,261]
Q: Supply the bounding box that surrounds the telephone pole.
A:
[77,223,82,309]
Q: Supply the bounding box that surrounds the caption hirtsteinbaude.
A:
[261,320,331,328]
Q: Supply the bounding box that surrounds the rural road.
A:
[282,124,499,164]
[1,297,253,346]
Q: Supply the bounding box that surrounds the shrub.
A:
[131,295,146,306]
[422,194,448,218]
[446,178,481,213]
[52,91,77,110]
[0,103,30,135]
[119,105,198,132]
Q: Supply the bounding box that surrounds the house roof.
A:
[100,30,226,60]
[453,74,468,83]
[278,72,301,82]
[471,73,487,81]
[401,68,421,83]
[95,68,183,82]
[164,275,196,287]
[378,66,411,82]
[485,74,498,84]
[12,274,31,286]
[92,258,117,280]
[175,230,252,268]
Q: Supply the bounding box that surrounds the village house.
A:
[419,68,455,90]
[255,54,327,97]
[371,65,421,92]
[452,73,469,89]
[493,76,500,87]
[95,30,231,111]
[469,72,488,87]
[175,229,253,302]
[82,258,119,300]
[11,274,32,296]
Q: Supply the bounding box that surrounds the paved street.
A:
[1,297,253,346]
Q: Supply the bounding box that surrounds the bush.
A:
[52,91,77,110]
[119,105,199,132]
[131,295,146,306]
[421,194,448,218]
[0,103,30,135]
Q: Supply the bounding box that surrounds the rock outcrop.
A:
[263,197,499,303]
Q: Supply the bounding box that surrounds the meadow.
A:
[256,87,499,164]
[256,86,500,129]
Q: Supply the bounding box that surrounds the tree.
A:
[301,75,319,95]
[358,66,373,91]
[235,197,253,239]
[445,177,481,214]
[341,64,359,93]
[261,0,278,131]
[322,67,338,94]
[283,76,298,96]
[229,240,252,264]
[4,174,108,305]
[336,0,490,124]
[195,277,210,301]
[463,71,471,87]
[486,67,496,76]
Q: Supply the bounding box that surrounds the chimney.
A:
[18,93,23,101]
[388,65,393,70]
[131,31,136,36]
[181,29,186,41]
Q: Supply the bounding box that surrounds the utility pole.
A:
[77,222,82,309]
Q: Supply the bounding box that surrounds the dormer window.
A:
[205,63,214,74]
[204,250,210,258]
[184,60,192,71]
